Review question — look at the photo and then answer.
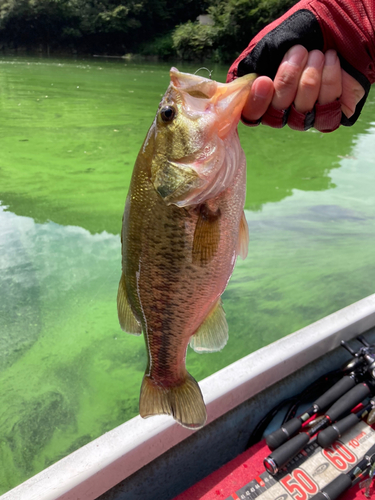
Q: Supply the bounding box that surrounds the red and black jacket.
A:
[227,0,375,131]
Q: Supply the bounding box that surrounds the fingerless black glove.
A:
[228,0,375,131]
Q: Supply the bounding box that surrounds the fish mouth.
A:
[170,67,257,138]
[211,74,257,137]
[170,67,219,99]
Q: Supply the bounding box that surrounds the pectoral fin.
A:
[237,211,249,260]
[117,273,142,335]
[192,204,221,266]
[189,299,228,353]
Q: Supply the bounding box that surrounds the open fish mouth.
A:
[170,67,257,139]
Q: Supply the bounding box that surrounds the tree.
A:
[0,0,296,57]
[0,0,81,51]
[171,0,297,61]
[208,0,296,61]
[172,20,217,60]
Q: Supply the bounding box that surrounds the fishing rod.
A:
[316,400,375,448]
[265,375,356,450]
[265,335,375,451]
[263,382,371,475]
[310,442,375,500]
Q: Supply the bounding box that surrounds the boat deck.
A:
[174,427,374,500]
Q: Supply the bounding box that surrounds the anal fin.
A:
[189,299,228,353]
[139,372,206,429]
[237,211,249,260]
[117,273,142,335]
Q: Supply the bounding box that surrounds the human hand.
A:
[242,45,365,132]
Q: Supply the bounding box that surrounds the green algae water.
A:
[0,55,374,493]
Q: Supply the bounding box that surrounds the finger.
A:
[318,50,342,105]
[294,50,324,113]
[340,69,365,118]
[242,76,274,122]
[272,45,308,110]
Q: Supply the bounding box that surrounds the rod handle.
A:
[264,433,309,475]
[265,377,357,451]
[266,418,302,451]
[327,383,370,422]
[317,413,359,448]
[314,376,356,411]
[309,474,352,500]
[365,442,375,459]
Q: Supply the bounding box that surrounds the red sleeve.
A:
[311,0,375,83]
[228,0,375,84]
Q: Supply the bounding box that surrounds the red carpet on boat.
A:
[174,439,373,500]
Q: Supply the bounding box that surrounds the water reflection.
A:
[0,205,133,492]
[220,125,375,365]
[0,56,373,235]
[0,204,121,367]
[240,117,372,211]
[0,208,41,371]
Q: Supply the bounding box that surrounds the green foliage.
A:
[172,20,218,60]
[76,0,143,35]
[0,0,296,57]
[0,0,208,52]
[208,0,296,61]
[140,32,175,59]
[0,0,81,49]
[95,5,137,33]
[170,0,296,61]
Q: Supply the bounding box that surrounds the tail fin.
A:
[139,372,207,430]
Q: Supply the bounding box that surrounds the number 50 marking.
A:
[280,469,318,500]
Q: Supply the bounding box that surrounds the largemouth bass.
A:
[117,68,255,429]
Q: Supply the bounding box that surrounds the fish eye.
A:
[160,106,176,123]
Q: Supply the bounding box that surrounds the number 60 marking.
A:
[322,441,356,471]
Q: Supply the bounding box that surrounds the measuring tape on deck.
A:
[226,421,375,500]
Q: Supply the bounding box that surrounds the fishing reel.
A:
[341,335,375,382]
